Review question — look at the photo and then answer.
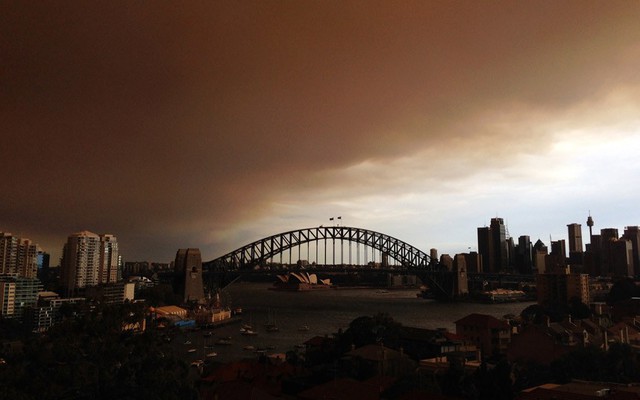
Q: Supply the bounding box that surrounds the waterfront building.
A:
[85,282,135,304]
[174,248,205,303]
[0,274,42,318]
[536,266,589,307]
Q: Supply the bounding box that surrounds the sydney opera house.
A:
[272,272,332,291]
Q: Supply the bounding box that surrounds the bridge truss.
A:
[204,226,454,298]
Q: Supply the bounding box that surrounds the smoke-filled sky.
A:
[3,1,640,263]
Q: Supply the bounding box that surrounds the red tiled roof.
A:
[304,335,334,346]
[455,313,510,329]
[297,378,382,400]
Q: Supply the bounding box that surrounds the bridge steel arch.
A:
[205,226,453,298]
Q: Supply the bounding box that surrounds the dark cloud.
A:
[2,1,640,261]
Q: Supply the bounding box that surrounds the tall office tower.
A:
[490,218,509,273]
[477,227,493,273]
[622,226,640,276]
[533,239,548,274]
[550,240,566,259]
[567,223,583,254]
[464,251,482,273]
[0,232,38,278]
[174,248,205,303]
[61,231,101,295]
[600,228,621,276]
[601,228,619,242]
[515,235,533,274]
[99,234,119,284]
[610,239,633,277]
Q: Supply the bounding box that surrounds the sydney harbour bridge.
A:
[203,226,492,300]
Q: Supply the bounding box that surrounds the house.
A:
[455,313,511,357]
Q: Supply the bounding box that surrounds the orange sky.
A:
[2,1,640,262]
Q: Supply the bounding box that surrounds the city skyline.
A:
[2,2,640,262]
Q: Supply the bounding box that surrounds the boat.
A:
[187,348,196,353]
[206,352,218,358]
[298,324,310,332]
[243,345,255,351]
[183,340,192,345]
[241,329,258,336]
[264,309,279,332]
[215,339,232,346]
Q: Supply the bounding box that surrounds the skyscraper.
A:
[99,234,119,284]
[622,226,640,276]
[477,226,493,273]
[567,223,583,254]
[477,218,510,273]
[0,232,38,278]
[61,231,101,294]
[61,231,120,295]
[490,218,509,273]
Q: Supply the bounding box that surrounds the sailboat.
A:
[264,309,279,333]
[241,312,258,335]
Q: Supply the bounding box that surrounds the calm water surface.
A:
[176,282,533,364]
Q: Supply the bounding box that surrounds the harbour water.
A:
[176,282,534,364]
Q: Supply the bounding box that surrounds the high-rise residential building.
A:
[567,223,583,254]
[536,266,589,307]
[1,232,39,278]
[174,248,205,303]
[0,274,42,318]
[99,234,119,284]
[61,231,120,295]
